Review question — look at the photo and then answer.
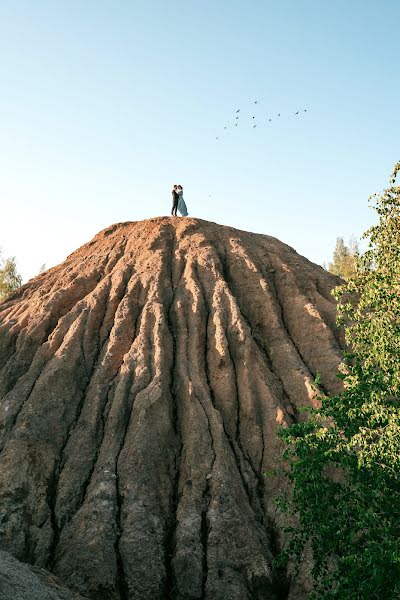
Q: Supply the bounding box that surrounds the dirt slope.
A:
[0,550,87,600]
[0,217,343,599]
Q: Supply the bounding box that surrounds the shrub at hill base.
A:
[279,162,400,599]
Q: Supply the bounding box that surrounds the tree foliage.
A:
[0,249,22,303]
[279,162,400,599]
[327,236,359,280]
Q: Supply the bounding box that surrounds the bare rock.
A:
[0,218,344,599]
[0,550,87,600]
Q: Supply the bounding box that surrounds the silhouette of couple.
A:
[171,184,188,217]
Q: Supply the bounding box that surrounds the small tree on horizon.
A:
[0,250,22,303]
[327,235,359,280]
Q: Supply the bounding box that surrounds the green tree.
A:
[327,235,359,280]
[279,162,400,599]
[0,250,22,302]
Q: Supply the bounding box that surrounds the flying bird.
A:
[215,101,310,140]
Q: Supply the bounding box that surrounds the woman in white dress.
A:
[176,185,188,216]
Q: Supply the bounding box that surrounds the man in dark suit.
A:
[171,184,179,216]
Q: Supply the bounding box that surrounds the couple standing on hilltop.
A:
[171,184,188,217]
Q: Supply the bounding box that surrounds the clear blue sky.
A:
[0,0,399,281]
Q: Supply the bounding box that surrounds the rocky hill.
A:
[0,218,343,599]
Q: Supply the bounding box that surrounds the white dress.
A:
[177,190,188,216]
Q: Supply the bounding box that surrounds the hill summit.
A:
[0,217,343,599]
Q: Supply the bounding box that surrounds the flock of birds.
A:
[215,99,309,140]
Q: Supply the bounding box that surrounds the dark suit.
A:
[171,190,179,216]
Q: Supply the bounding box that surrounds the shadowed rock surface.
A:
[0,550,87,600]
[0,218,343,599]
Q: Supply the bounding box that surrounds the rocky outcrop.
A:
[0,218,343,599]
[0,550,87,600]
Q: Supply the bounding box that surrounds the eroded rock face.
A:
[0,218,343,599]
[0,550,87,600]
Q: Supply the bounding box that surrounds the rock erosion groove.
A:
[0,217,344,599]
